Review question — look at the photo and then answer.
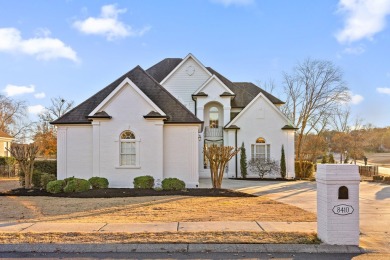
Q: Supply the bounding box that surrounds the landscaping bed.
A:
[0,188,255,198]
[229,178,296,181]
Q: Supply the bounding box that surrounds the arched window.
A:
[120,130,137,166]
[256,137,266,143]
[121,131,135,140]
[209,107,219,128]
[252,137,270,161]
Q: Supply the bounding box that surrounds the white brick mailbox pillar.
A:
[317,164,360,245]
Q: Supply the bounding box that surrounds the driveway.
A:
[199,178,390,253]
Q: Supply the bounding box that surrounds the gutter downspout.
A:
[235,128,238,178]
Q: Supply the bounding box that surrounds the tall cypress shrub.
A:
[240,142,248,179]
[280,145,286,179]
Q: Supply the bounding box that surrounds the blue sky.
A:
[1,0,389,127]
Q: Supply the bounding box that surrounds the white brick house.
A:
[52,54,296,187]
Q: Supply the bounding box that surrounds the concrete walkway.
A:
[0,221,317,233]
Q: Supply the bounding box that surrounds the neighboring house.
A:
[0,130,13,157]
[52,54,296,188]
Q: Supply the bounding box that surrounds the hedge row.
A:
[46,176,109,194]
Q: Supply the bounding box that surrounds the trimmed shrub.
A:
[32,170,42,188]
[384,176,390,183]
[41,173,56,190]
[34,160,57,177]
[88,177,109,189]
[64,176,75,184]
[373,175,384,181]
[162,178,185,191]
[295,161,314,179]
[46,180,65,194]
[64,178,90,193]
[133,175,154,189]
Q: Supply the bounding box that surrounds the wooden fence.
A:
[0,164,18,177]
[358,166,379,177]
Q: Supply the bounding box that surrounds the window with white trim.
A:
[251,137,270,161]
[120,130,137,166]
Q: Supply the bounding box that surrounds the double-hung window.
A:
[120,131,137,166]
[251,137,270,161]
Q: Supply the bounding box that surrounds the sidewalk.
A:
[0,221,317,233]
[0,221,366,254]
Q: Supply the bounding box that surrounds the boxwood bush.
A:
[63,178,90,193]
[88,177,109,189]
[46,180,66,194]
[133,175,154,189]
[162,178,185,191]
[41,173,56,190]
[32,171,56,190]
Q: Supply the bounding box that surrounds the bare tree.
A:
[330,106,351,133]
[7,143,39,188]
[203,145,240,188]
[281,58,350,168]
[0,95,33,142]
[38,96,74,129]
[248,158,280,179]
[34,97,74,157]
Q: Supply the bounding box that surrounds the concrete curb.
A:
[0,243,366,253]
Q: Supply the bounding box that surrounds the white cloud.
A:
[3,84,35,97]
[350,93,364,104]
[28,105,45,115]
[377,87,390,95]
[211,0,254,6]
[73,4,150,41]
[34,92,46,99]
[0,27,79,62]
[335,0,390,44]
[343,45,365,55]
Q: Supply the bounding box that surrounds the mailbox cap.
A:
[316,164,360,181]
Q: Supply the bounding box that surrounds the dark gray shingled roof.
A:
[205,67,257,108]
[233,82,284,105]
[146,58,183,83]
[51,66,201,125]
[145,58,284,108]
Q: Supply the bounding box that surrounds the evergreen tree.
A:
[328,153,335,163]
[321,154,328,164]
[240,142,248,179]
[280,145,286,179]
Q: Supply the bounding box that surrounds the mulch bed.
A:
[0,188,256,198]
[229,177,296,181]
